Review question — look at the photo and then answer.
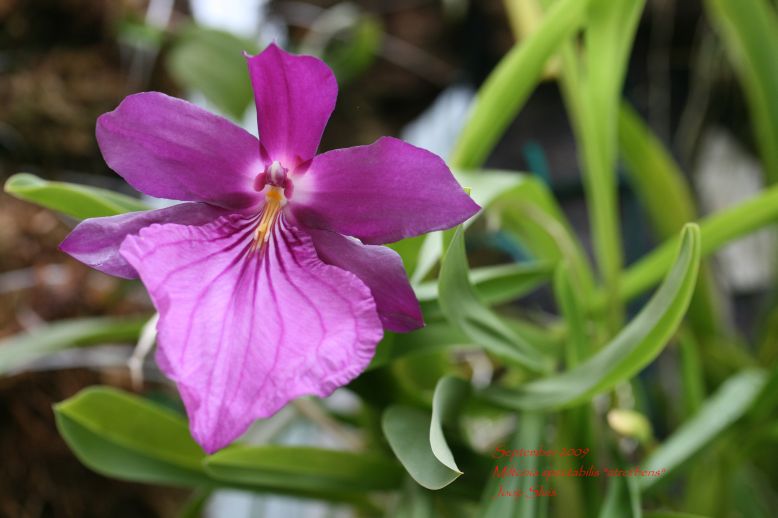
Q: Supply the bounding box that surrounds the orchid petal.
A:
[307,228,423,332]
[292,137,480,244]
[246,43,337,166]
[59,202,226,279]
[119,215,382,453]
[97,92,262,210]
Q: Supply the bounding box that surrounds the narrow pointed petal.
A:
[120,215,382,453]
[246,43,337,166]
[292,137,481,244]
[59,203,225,279]
[97,92,263,210]
[307,228,423,332]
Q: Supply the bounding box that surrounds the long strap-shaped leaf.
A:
[639,369,767,492]
[450,0,592,169]
[704,0,778,184]
[0,316,148,375]
[439,226,551,372]
[481,224,701,410]
[5,173,150,219]
[56,387,402,507]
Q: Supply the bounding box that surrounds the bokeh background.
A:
[1,0,775,516]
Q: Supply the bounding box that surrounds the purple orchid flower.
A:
[60,44,479,453]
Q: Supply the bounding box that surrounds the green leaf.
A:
[704,0,778,183]
[576,0,645,330]
[430,376,471,473]
[479,412,545,518]
[618,101,724,341]
[643,513,710,518]
[639,369,768,492]
[482,224,701,410]
[204,444,403,493]
[492,174,595,298]
[383,406,460,490]
[552,262,587,366]
[319,13,382,84]
[367,324,472,371]
[4,173,150,219]
[416,261,553,318]
[0,316,148,375]
[439,226,550,372]
[54,387,210,486]
[599,475,641,518]
[618,103,697,240]
[607,185,778,308]
[450,0,592,168]
[167,26,260,121]
[383,377,470,493]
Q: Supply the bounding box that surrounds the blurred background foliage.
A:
[1,0,777,517]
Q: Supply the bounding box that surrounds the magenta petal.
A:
[292,137,481,244]
[246,44,337,166]
[307,228,423,332]
[59,203,226,279]
[97,92,262,210]
[119,215,382,453]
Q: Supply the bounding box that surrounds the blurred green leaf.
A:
[678,330,706,416]
[704,0,778,183]
[576,0,645,331]
[439,226,550,372]
[383,378,468,492]
[493,175,595,298]
[643,513,709,518]
[0,316,147,375]
[450,0,591,168]
[640,369,768,492]
[482,224,701,410]
[609,185,778,308]
[368,324,472,371]
[118,18,165,48]
[392,479,436,518]
[618,101,723,343]
[322,15,382,83]
[553,262,587,366]
[4,173,150,219]
[479,412,545,518]
[167,26,259,121]
[416,261,553,318]
[599,476,641,518]
[204,444,403,493]
[178,488,212,518]
[55,387,210,486]
[618,103,697,240]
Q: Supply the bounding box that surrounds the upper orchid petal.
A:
[97,92,263,210]
[119,214,382,453]
[246,43,337,167]
[291,137,480,244]
[307,227,423,332]
[59,202,226,279]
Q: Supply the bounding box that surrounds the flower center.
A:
[251,161,290,255]
[252,187,285,253]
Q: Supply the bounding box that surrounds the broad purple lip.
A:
[60,43,480,453]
